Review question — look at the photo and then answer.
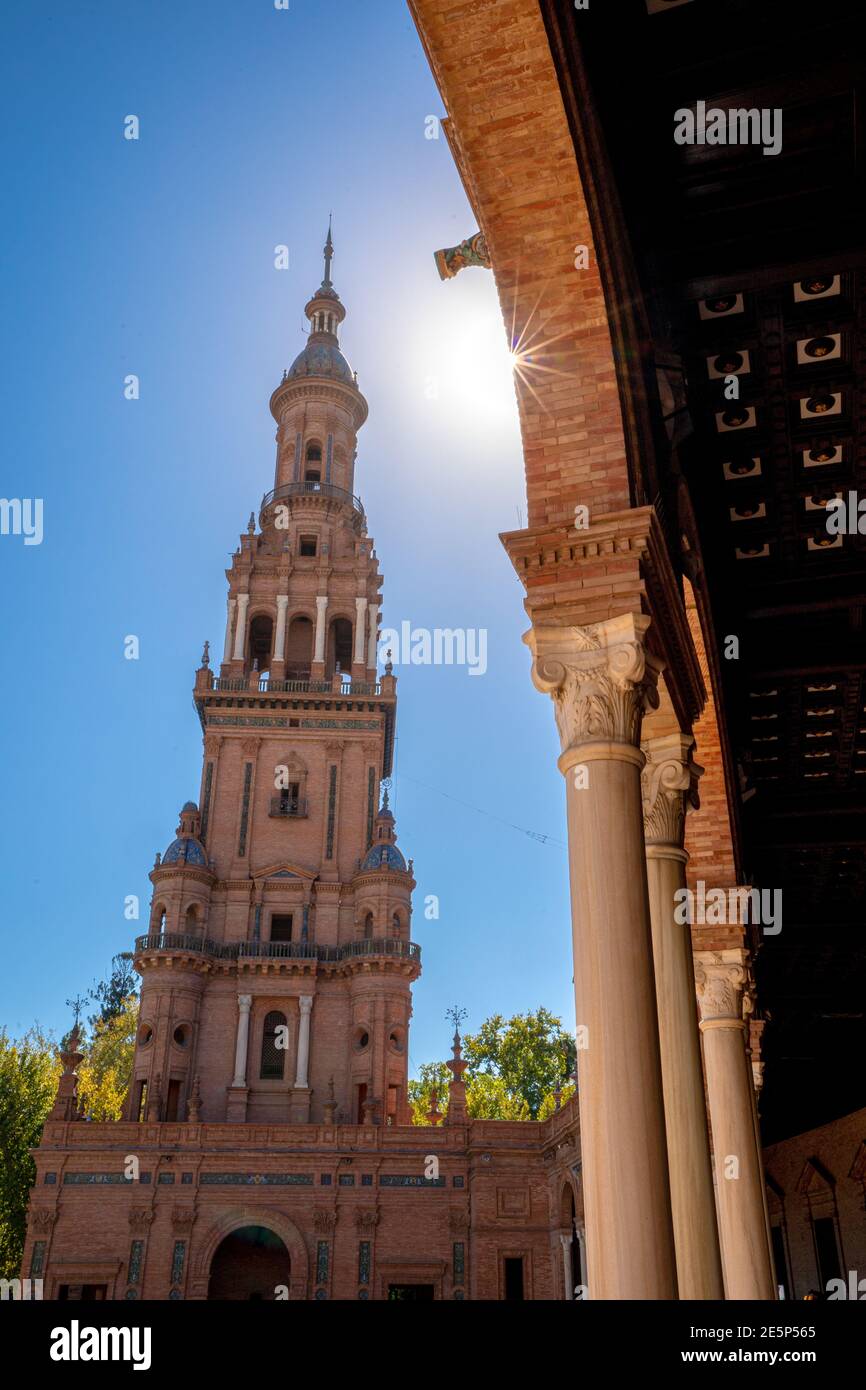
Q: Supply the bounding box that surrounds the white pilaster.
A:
[314,596,328,664]
[232,594,249,662]
[232,994,252,1087]
[294,996,314,1088]
[274,595,289,662]
[354,597,368,666]
[367,603,379,670]
[222,598,236,664]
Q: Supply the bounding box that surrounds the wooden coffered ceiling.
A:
[542,0,866,1140]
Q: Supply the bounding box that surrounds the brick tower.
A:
[128,228,418,1131]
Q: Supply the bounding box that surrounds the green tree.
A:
[537,1081,577,1121]
[462,1008,575,1119]
[86,953,137,1029]
[0,1028,61,1278]
[410,1009,575,1124]
[465,1072,530,1121]
[77,994,138,1122]
[408,1061,451,1125]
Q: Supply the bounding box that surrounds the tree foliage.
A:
[0,1029,61,1279]
[77,994,138,1122]
[410,1008,575,1124]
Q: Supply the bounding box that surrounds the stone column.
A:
[641,734,725,1300]
[527,612,677,1299]
[294,995,313,1088]
[232,594,249,663]
[575,1226,587,1293]
[314,596,328,665]
[367,603,379,671]
[353,597,368,668]
[558,1231,573,1301]
[232,994,252,1087]
[273,595,289,664]
[222,597,236,665]
[694,950,777,1300]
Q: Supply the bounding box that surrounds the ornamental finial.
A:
[323,215,334,287]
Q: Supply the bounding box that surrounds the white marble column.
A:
[232,594,249,663]
[694,950,777,1300]
[527,613,677,1299]
[294,996,313,1088]
[367,603,379,670]
[222,598,236,665]
[314,596,328,664]
[642,733,725,1300]
[232,994,252,1087]
[273,595,289,662]
[559,1231,573,1301]
[353,597,368,667]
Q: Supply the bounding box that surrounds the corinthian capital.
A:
[694,949,749,1025]
[524,613,662,754]
[641,733,703,848]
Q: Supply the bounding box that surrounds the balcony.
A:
[134,934,421,967]
[260,480,364,521]
[269,796,309,818]
[211,676,380,697]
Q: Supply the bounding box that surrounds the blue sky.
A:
[0,0,574,1073]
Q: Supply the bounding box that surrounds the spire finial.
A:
[323,215,334,287]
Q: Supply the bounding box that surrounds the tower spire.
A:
[323,216,334,288]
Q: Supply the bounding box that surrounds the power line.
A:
[396,771,567,850]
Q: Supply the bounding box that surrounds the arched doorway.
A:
[207,1225,291,1301]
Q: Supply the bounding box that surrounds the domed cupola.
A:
[359,790,408,873]
[161,801,208,868]
[287,222,356,384]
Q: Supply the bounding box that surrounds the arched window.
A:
[156,907,167,938]
[327,617,353,676]
[305,442,322,484]
[285,615,313,680]
[392,911,401,937]
[248,614,273,675]
[260,1011,288,1080]
[184,905,201,938]
[363,913,374,940]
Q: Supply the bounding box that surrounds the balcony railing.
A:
[135,934,420,966]
[211,676,380,697]
[260,480,364,516]
[269,796,308,818]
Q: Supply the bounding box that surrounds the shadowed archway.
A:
[207,1224,291,1301]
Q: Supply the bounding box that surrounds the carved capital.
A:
[128,1207,155,1234]
[171,1206,196,1232]
[448,1208,470,1234]
[204,735,223,756]
[525,613,662,754]
[313,1210,338,1234]
[694,949,750,1025]
[241,738,260,757]
[30,1208,57,1233]
[354,1208,380,1232]
[641,733,703,847]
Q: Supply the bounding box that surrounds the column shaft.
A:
[696,952,777,1300]
[294,996,313,1088]
[353,597,368,666]
[314,596,328,664]
[642,737,724,1299]
[222,598,236,665]
[232,594,249,662]
[232,995,252,1087]
[273,595,289,662]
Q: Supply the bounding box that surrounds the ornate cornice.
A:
[641,733,703,848]
[525,613,661,755]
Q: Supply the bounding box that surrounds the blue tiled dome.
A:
[162,836,208,867]
[361,843,407,873]
[288,341,354,382]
